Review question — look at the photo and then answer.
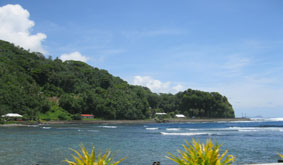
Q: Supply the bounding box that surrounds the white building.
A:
[175,114,186,118]
[155,113,167,115]
[2,113,23,118]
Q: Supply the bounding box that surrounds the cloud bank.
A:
[60,51,87,62]
[132,75,184,93]
[0,4,46,53]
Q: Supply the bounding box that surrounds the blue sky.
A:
[0,0,283,117]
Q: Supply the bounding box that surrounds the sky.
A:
[0,0,283,117]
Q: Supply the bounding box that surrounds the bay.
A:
[1,119,283,164]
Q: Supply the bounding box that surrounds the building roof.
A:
[175,114,186,118]
[155,113,167,115]
[2,113,23,117]
[81,114,94,117]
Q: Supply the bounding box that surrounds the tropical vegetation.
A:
[166,138,235,165]
[65,145,125,165]
[0,40,235,120]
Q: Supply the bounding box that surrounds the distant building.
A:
[155,113,167,115]
[2,113,23,118]
[81,114,94,119]
[1,113,23,121]
[175,114,186,118]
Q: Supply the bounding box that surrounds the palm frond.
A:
[166,138,235,165]
[64,144,125,165]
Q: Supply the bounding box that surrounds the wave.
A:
[238,129,259,132]
[229,127,283,132]
[166,128,180,131]
[160,132,211,136]
[98,126,117,129]
[251,118,283,122]
[187,128,199,131]
[186,128,238,131]
[42,127,51,129]
[146,128,159,130]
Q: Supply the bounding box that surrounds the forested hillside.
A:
[0,40,235,120]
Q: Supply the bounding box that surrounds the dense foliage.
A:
[65,145,125,165]
[0,40,235,120]
[166,139,235,165]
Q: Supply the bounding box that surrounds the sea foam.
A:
[166,128,180,131]
[146,128,159,130]
[98,126,117,129]
[160,132,211,136]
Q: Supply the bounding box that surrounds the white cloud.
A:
[172,84,184,92]
[132,76,183,93]
[60,51,87,62]
[0,4,46,53]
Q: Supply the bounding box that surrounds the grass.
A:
[40,104,72,121]
[82,118,104,121]
[166,138,235,165]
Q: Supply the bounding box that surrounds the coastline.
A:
[42,118,251,125]
[0,118,251,126]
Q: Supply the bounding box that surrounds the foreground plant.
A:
[64,145,125,165]
[166,138,235,165]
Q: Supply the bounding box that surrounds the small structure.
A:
[175,114,186,118]
[155,113,167,115]
[1,113,23,121]
[81,114,94,119]
[2,113,23,118]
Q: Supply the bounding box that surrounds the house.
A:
[1,113,23,121]
[155,113,167,115]
[81,114,94,119]
[175,114,186,118]
[2,113,23,118]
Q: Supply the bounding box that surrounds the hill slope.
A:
[0,40,235,120]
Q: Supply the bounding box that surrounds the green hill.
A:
[0,40,235,120]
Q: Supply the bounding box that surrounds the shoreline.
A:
[0,118,250,126]
[43,118,251,125]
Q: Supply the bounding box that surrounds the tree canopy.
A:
[0,40,235,120]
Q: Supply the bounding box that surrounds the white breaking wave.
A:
[251,118,283,122]
[238,130,259,132]
[98,126,117,129]
[229,127,283,132]
[146,128,159,130]
[160,132,211,136]
[187,128,198,131]
[42,127,51,129]
[186,128,237,131]
[166,128,180,131]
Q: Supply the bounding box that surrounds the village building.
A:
[81,114,94,119]
[175,114,186,118]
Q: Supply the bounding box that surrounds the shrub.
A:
[166,138,235,165]
[39,104,72,121]
[72,113,82,120]
[65,145,125,165]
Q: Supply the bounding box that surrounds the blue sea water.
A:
[1,119,283,165]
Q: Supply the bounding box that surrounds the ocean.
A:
[0,118,283,165]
